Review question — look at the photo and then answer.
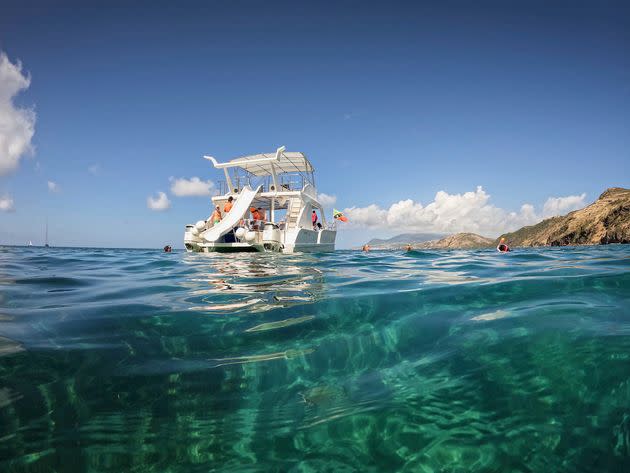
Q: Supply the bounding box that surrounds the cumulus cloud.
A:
[0,52,36,175]
[343,186,584,237]
[147,191,171,210]
[317,193,337,208]
[47,180,59,193]
[169,176,214,197]
[344,204,387,227]
[0,194,14,212]
[542,193,586,218]
[88,164,101,175]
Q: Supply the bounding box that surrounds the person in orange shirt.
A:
[257,207,266,222]
[249,206,261,230]
[223,196,234,213]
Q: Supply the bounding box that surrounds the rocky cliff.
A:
[498,187,630,247]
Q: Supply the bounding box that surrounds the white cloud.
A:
[542,193,586,218]
[147,191,171,211]
[0,52,36,175]
[88,164,101,175]
[47,180,59,192]
[344,203,388,228]
[169,176,214,197]
[343,187,585,237]
[0,194,15,212]
[317,193,337,208]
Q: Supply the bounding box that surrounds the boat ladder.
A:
[286,199,302,228]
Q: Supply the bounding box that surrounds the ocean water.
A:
[1,245,629,473]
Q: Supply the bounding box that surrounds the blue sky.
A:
[0,1,629,248]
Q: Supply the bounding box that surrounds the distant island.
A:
[364,187,630,250]
[366,233,444,248]
[415,233,495,249]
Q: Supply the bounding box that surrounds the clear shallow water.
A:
[1,245,629,472]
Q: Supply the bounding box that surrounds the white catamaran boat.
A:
[184,146,337,253]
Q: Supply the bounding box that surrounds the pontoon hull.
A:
[188,243,260,253]
[185,229,336,254]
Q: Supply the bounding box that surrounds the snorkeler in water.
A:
[497,237,510,252]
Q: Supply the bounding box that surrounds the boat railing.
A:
[216,180,231,196]
[216,179,252,195]
[277,176,305,192]
[217,177,305,195]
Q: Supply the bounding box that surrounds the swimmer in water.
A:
[497,237,510,252]
[362,244,370,252]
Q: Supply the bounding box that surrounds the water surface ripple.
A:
[1,245,629,472]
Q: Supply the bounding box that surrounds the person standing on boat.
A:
[312,210,318,229]
[224,196,234,213]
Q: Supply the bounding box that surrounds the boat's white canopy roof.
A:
[205,147,314,177]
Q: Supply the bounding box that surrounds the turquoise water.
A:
[1,245,629,472]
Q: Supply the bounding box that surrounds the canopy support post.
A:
[271,197,275,223]
[223,169,234,193]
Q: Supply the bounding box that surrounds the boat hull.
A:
[184,229,337,254]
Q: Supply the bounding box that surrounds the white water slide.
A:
[202,185,261,242]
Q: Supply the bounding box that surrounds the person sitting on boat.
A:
[211,206,222,224]
[257,207,266,222]
[224,196,234,213]
[312,210,318,229]
[249,207,261,230]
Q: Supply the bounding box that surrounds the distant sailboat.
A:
[45,219,50,248]
[28,240,33,246]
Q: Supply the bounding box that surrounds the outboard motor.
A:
[263,222,282,252]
